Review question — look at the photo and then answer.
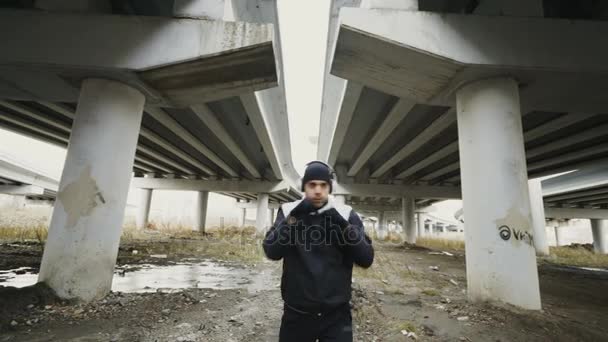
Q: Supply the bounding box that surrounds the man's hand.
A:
[290,198,316,218]
[324,208,350,230]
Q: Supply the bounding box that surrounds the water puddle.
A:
[0,267,38,288]
[0,259,275,294]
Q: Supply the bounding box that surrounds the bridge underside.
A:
[319,2,608,311]
[0,0,300,302]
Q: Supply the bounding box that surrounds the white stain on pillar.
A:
[456,77,541,310]
[38,79,145,302]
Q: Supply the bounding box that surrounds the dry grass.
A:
[547,246,608,269]
[421,288,440,297]
[119,223,266,264]
[0,224,48,243]
[416,237,465,251]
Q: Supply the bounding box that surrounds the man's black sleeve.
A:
[343,211,374,268]
[262,208,290,260]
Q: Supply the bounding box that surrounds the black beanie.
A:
[301,161,333,193]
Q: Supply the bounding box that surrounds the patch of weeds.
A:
[416,237,465,251]
[545,246,608,269]
[421,288,440,297]
[393,320,417,333]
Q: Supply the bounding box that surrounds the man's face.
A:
[304,180,330,208]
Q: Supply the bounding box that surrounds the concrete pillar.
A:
[334,194,346,206]
[135,189,153,229]
[456,77,540,310]
[377,211,387,240]
[255,193,269,234]
[555,221,568,246]
[528,179,550,255]
[193,191,209,232]
[240,207,247,227]
[402,197,415,243]
[38,79,145,302]
[268,208,275,226]
[417,213,426,238]
[591,219,608,254]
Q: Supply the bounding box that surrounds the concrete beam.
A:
[523,113,596,142]
[146,107,233,177]
[0,156,59,191]
[174,0,225,19]
[235,201,280,210]
[542,166,608,197]
[396,141,458,179]
[333,182,461,199]
[332,10,608,113]
[327,82,364,166]
[349,98,415,176]
[0,9,276,105]
[374,108,456,178]
[191,104,261,179]
[0,185,45,196]
[239,94,282,180]
[317,0,363,163]
[528,142,608,173]
[226,0,301,185]
[130,177,290,194]
[545,207,608,220]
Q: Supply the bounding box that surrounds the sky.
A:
[0,0,460,225]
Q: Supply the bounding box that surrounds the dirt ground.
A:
[1,236,607,342]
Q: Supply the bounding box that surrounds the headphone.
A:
[301,161,336,193]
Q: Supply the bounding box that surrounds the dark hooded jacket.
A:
[263,199,374,314]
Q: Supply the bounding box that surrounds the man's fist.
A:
[324,208,350,230]
[290,198,316,218]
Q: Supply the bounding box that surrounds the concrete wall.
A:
[547,220,593,246]
[0,194,53,227]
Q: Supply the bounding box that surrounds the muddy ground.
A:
[1,236,607,342]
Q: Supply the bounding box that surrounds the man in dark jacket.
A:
[263,161,374,342]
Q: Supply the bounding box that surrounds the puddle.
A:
[0,267,38,287]
[0,260,274,294]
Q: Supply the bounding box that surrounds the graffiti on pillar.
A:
[498,225,534,246]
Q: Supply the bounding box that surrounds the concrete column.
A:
[334,194,346,206]
[268,208,275,226]
[377,211,387,240]
[528,179,550,255]
[240,207,247,227]
[38,79,145,302]
[255,193,269,234]
[417,213,426,238]
[135,188,153,229]
[456,77,540,310]
[402,197,416,243]
[555,221,568,246]
[193,191,209,232]
[591,219,608,254]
